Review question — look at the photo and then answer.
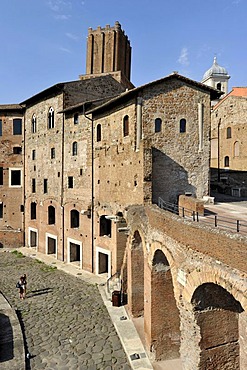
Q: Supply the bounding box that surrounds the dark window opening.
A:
[44,179,48,194]
[0,119,2,136]
[123,115,129,137]
[48,205,55,224]
[71,209,80,228]
[155,118,162,133]
[226,127,231,139]
[0,203,3,218]
[72,142,77,156]
[13,119,22,135]
[13,147,22,154]
[74,113,79,125]
[180,118,186,133]
[68,176,74,188]
[216,82,222,90]
[31,202,36,219]
[32,150,36,160]
[100,215,111,237]
[96,124,101,142]
[51,147,55,159]
[32,178,36,193]
[224,156,229,167]
[11,170,21,186]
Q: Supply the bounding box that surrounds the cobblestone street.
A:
[0,250,131,370]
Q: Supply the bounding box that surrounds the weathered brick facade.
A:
[0,105,24,247]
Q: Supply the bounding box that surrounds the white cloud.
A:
[47,0,71,12]
[59,47,71,53]
[54,14,71,20]
[66,32,79,41]
[178,47,189,67]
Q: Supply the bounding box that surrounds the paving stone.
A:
[0,251,131,369]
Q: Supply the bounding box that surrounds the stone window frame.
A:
[224,156,230,167]
[30,202,37,220]
[48,205,56,225]
[154,117,162,133]
[32,149,36,160]
[44,179,48,194]
[70,209,80,228]
[233,141,240,157]
[13,118,22,135]
[32,114,37,133]
[68,176,74,189]
[72,141,78,156]
[13,146,22,154]
[226,126,231,139]
[48,107,55,129]
[123,115,129,137]
[179,118,186,133]
[96,124,102,142]
[32,178,36,193]
[9,168,22,188]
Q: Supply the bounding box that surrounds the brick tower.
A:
[81,21,133,89]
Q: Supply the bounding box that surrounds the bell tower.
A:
[81,21,133,89]
[202,57,230,97]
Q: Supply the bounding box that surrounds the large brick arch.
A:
[144,243,181,361]
[127,229,146,317]
[181,267,247,370]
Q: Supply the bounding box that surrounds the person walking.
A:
[23,273,27,296]
[17,276,25,300]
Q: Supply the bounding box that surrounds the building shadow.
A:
[0,313,14,362]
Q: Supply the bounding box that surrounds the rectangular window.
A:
[0,203,3,218]
[68,176,74,188]
[10,169,21,186]
[32,178,36,193]
[31,202,36,220]
[13,147,22,154]
[0,119,2,136]
[13,119,22,135]
[32,150,36,160]
[44,179,48,194]
[0,167,3,185]
[51,148,55,159]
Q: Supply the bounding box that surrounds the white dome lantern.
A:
[202,57,230,97]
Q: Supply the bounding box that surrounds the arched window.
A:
[48,205,55,225]
[74,113,79,125]
[216,82,222,91]
[96,124,101,142]
[48,107,55,129]
[70,209,79,228]
[155,118,162,133]
[72,141,77,156]
[224,156,229,167]
[32,114,37,133]
[226,127,231,139]
[180,118,186,133]
[123,115,129,137]
[234,141,240,157]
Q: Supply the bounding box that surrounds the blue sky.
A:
[0,0,246,103]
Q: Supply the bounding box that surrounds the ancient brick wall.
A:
[0,110,24,242]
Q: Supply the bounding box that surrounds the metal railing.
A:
[158,197,247,236]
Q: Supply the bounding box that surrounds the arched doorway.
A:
[192,283,244,369]
[148,249,181,361]
[128,230,144,317]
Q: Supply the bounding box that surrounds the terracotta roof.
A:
[213,87,247,110]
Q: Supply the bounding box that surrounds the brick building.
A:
[0,104,25,247]
[210,87,247,197]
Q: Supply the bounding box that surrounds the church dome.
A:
[203,57,228,80]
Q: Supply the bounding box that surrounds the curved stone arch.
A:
[146,242,181,362]
[181,266,247,370]
[182,266,247,311]
[128,227,147,256]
